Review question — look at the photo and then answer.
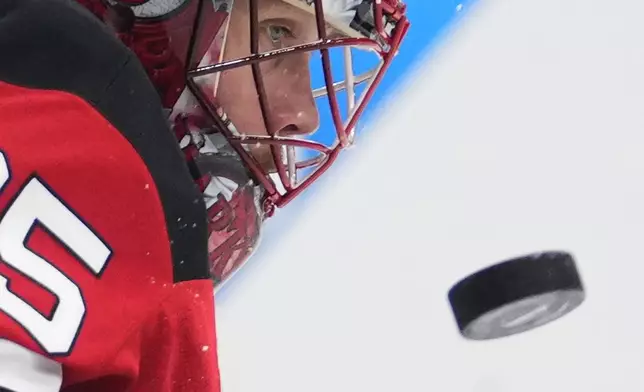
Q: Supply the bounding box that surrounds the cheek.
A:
[216,69,277,168]
[217,66,268,136]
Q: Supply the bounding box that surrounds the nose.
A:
[267,53,319,137]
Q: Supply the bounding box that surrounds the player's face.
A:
[216,0,322,171]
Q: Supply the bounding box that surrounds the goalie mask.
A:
[76,0,409,287]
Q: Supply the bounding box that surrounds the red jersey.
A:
[0,0,220,390]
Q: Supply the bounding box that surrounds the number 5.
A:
[0,152,111,355]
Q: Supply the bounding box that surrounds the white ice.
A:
[215,0,644,390]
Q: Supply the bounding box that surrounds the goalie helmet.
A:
[76,0,409,286]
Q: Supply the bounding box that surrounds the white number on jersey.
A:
[0,152,111,355]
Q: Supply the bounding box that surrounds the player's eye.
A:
[266,24,293,44]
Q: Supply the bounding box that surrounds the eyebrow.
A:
[264,0,349,38]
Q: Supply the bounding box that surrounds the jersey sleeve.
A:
[0,80,219,391]
[0,0,219,391]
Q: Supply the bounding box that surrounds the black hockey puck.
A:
[448,251,585,340]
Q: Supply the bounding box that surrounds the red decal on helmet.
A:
[207,185,261,285]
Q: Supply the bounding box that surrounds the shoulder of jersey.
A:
[0,0,210,283]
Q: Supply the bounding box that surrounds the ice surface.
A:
[215,0,644,390]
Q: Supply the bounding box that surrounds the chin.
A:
[247,148,278,175]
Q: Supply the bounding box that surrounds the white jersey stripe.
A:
[0,339,62,392]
